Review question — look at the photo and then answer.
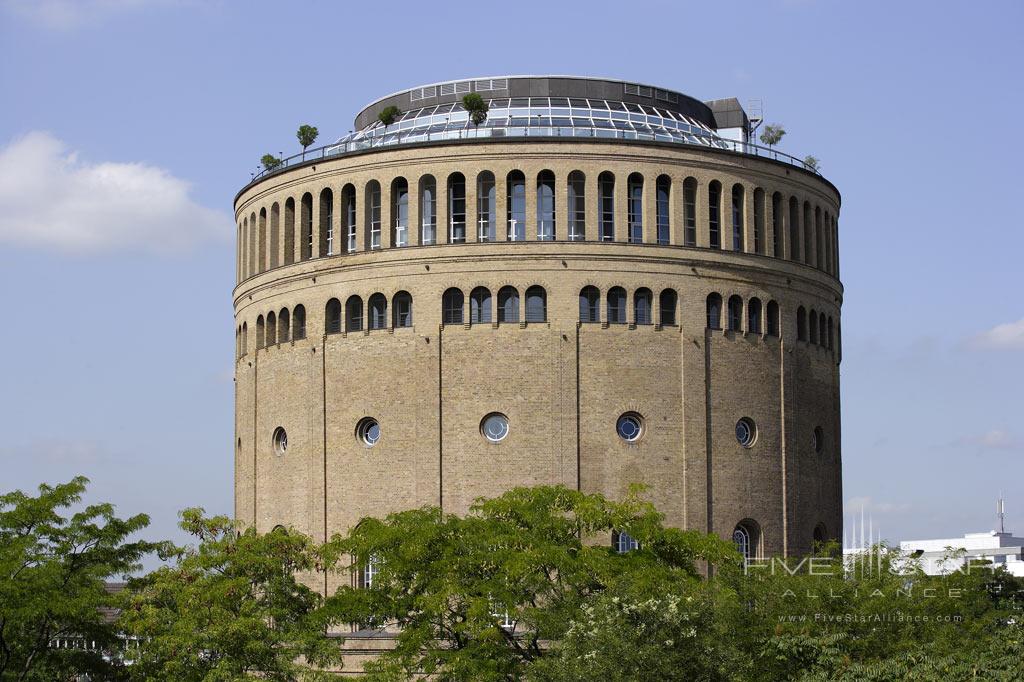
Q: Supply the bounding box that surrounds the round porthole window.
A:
[357,418,381,447]
[736,418,757,448]
[813,426,824,454]
[272,427,287,455]
[616,413,644,442]
[481,413,509,442]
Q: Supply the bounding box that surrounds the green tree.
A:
[462,93,489,126]
[296,124,319,160]
[119,510,343,681]
[319,485,736,681]
[759,123,786,148]
[261,153,283,172]
[377,105,401,130]
[0,477,162,681]
[803,155,820,171]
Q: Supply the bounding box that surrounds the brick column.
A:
[524,168,538,241]
[408,175,421,247]
[584,171,598,242]
[466,172,479,243]
[380,180,393,250]
[554,170,567,241]
[643,174,657,244]
[614,172,628,242]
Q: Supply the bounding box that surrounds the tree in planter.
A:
[377,105,401,135]
[462,93,490,126]
[0,477,165,681]
[261,153,283,172]
[759,123,786,149]
[803,155,821,171]
[296,124,319,161]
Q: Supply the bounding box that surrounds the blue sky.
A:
[1,0,1021,549]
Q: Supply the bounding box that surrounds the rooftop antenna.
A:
[747,98,764,138]
[997,494,1006,534]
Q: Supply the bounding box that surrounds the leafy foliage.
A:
[296,124,319,154]
[759,123,786,147]
[461,93,489,126]
[377,106,401,127]
[803,155,820,171]
[261,153,283,171]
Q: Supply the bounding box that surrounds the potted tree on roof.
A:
[296,124,319,161]
[462,93,489,128]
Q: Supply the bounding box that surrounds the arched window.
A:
[342,184,356,252]
[753,188,764,254]
[300,193,313,261]
[634,288,653,325]
[393,291,413,328]
[278,308,290,343]
[365,181,381,250]
[536,171,555,241]
[815,205,823,269]
[448,173,466,243]
[236,326,241,359]
[568,171,585,241]
[293,305,306,340]
[476,172,496,242]
[325,299,342,334]
[766,301,780,337]
[819,313,827,348]
[803,202,813,264]
[497,286,519,323]
[706,293,722,330]
[627,173,643,244]
[731,184,744,251]
[659,289,678,326]
[525,286,546,322]
[266,311,277,346]
[284,197,295,265]
[506,171,526,241]
[656,175,671,245]
[247,214,255,277]
[270,202,280,268]
[346,296,364,332]
[256,315,265,348]
[612,530,639,554]
[727,295,743,331]
[733,519,760,561]
[598,171,615,241]
[827,316,834,350]
[442,288,464,324]
[797,306,807,341]
[788,196,800,262]
[771,192,782,258]
[683,177,698,246]
[708,180,722,248]
[241,322,248,353]
[607,287,627,324]
[813,523,828,545]
[579,286,600,322]
[420,175,436,245]
[808,309,818,344]
[258,208,267,272]
[392,177,409,247]
[470,287,492,324]
[368,293,387,330]
[319,187,333,256]
[748,298,762,335]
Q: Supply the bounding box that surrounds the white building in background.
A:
[899,530,1024,577]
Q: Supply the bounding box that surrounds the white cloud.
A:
[1,0,176,30]
[967,318,1024,351]
[0,131,228,253]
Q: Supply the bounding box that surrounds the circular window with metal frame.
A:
[357,418,381,447]
[272,427,287,455]
[481,413,510,443]
[735,418,757,448]
[616,413,644,443]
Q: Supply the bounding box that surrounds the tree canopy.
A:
[462,93,489,126]
[296,124,319,153]
[759,123,786,147]
[377,106,401,127]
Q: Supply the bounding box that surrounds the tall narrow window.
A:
[270,203,280,268]
[256,315,265,348]
[366,181,381,250]
[368,293,387,330]
[248,214,255,276]
[346,296,363,332]
[827,316,834,350]
[470,287,492,323]
[393,292,412,328]
[392,178,409,247]
[525,286,546,322]
[258,209,267,272]
[815,206,823,270]
[731,184,744,251]
[656,175,670,245]
[727,295,743,331]
[266,312,276,346]
[634,288,653,325]
[803,202,813,264]
[284,197,295,265]
[579,286,600,322]
[537,171,555,241]
[607,287,626,324]
[659,289,678,326]
[506,171,526,241]
[766,301,779,337]
[497,286,519,323]
[325,299,341,334]
[241,322,248,352]
[319,188,333,256]
[442,288,464,324]
[477,172,496,242]
[809,309,818,345]
[771,192,782,258]
[733,521,759,562]
[753,188,764,254]
[708,181,721,249]
[342,184,357,252]
[278,308,290,343]
[627,173,643,243]
[683,177,697,246]
[598,172,615,241]
[797,306,807,341]
[568,171,586,241]
[449,173,466,243]
[420,176,436,245]
[300,194,313,261]
[824,211,832,274]
[293,305,306,340]
[706,293,722,329]
[819,312,828,348]
[789,196,800,262]
[748,297,762,334]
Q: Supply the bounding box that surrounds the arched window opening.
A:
[809,309,818,345]
[270,202,280,268]
[392,177,409,247]
[706,293,722,330]
[683,177,698,246]
[278,308,290,343]
[634,288,653,325]
[819,313,828,348]
[727,295,743,331]
[241,322,248,353]
[476,172,496,242]
[815,206,823,269]
[325,299,342,335]
[656,175,671,245]
[788,196,800,262]
[448,173,466,243]
[497,286,519,323]
[525,286,547,322]
[748,298,762,335]
[733,520,760,562]
[393,291,413,328]
[319,187,333,256]
[612,530,639,554]
[346,296,364,332]
[256,315,265,349]
[766,301,780,337]
[797,307,807,341]
[813,523,828,546]
[258,208,267,273]
[470,287,492,324]
[506,171,526,241]
[284,197,296,265]
[292,305,306,340]
[824,210,832,274]
[827,316,834,350]
[659,289,678,326]
[771,192,782,258]
[536,171,555,241]
[300,193,313,261]
[368,293,387,330]
[607,287,627,324]
[598,171,615,241]
[420,176,437,245]
[753,188,764,254]
[568,171,586,241]
[342,184,357,253]
[248,214,256,277]
[708,180,722,248]
[442,288,464,324]
[627,173,643,244]
[731,184,745,251]
[366,181,382,250]
[579,286,600,322]
[803,202,813,264]
[266,311,277,346]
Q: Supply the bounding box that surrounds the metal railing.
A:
[248,126,821,185]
